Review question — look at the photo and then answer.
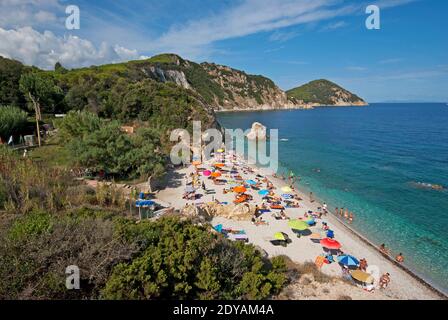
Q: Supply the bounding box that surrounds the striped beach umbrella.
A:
[337,255,359,267]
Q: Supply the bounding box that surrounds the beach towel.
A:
[315,256,325,269]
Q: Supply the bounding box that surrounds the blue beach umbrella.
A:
[258,189,269,196]
[337,255,360,267]
[246,179,257,185]
[214,224,223,233]
[306,218,315,226]
[281,194,293,199]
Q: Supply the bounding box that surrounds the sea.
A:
[217,103,448,294]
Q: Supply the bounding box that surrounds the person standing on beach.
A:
[344,208,349,220]
[309,192,314,203]
[335,207,339,217]
[349,212,354,224]
[339,208,344,217]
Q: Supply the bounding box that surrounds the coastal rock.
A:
[246,122,267,140]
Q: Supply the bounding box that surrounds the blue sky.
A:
[0,0,447,102]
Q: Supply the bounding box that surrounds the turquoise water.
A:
[217,103,448,293]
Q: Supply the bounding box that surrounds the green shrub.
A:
[103,217,287,300]
[0,105,28,140]
[8,210,53,241]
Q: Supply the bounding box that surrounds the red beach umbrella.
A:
[320,238,342,250]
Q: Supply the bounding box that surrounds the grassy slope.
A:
[287,79,365,105]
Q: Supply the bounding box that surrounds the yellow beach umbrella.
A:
[288,219,309,231]
[350,270,374,284]
[274,232,287,241]
[217,148,225,153]
[281,186,292,193]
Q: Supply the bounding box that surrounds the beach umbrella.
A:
[185,186,196,193]
[213,163,225,168]
[274,232,288,241]
[211,172,222,178]
[320,238,342,250]
[305,218,315,226]
[192,160,201,166]
[217,148,225,153]
[258,189,269,196]
[288,220,309,231]
[281,186,292,192]
[202,170,212,177]
[337,255,360,267]
[350,270,374,284]
[281,194,293,199]
[233,186,247,193]
[245,179,257,185]
[214,224,223,233]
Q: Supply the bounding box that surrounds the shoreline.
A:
[243,159,447,299]
[214,103,369,113]
[156,152,445,299]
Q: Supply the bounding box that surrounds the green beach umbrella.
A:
[274,232,287,241]
[288,219,309,231]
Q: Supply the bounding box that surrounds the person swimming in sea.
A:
[379,243,390,255]
[395,253,404,263]
[349,212,354,224]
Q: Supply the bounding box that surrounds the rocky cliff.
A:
[130,54,301,111]
[135,54,366,111]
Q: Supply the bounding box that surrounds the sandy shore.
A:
[156,154,445,300]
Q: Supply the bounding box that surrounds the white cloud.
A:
[320,21,348,31]
[269,30,300,42]
[0,27,145,69]
[155,0,355,57]
[0,0,61,29]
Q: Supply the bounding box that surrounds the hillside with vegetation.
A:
[287,79,367,106]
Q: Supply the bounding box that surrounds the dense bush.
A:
[0,208,137,299]
[0,105,28,140]
[103,217,287,300]
[58,111,166,179]
[0,207,287,300]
